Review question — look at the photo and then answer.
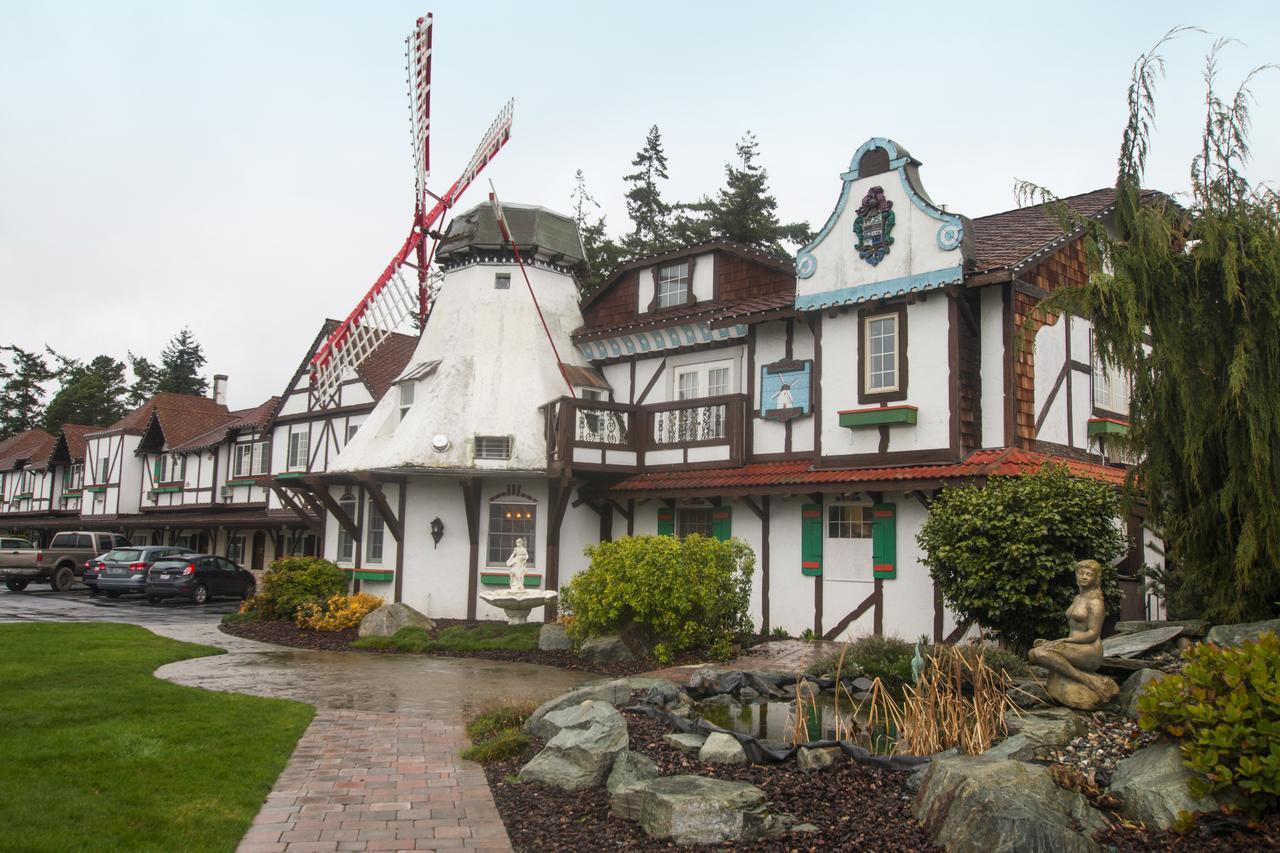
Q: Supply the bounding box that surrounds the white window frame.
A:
[1091,333,1130,415]
[366,500,384,564]
[158,452,185,484]
[99,457,110,484]
[487,500,536,568]
[864,313,900,394]
[827,504,873,539]
[656,261,690,309]
[287,430,310,472]
[67,463,83,491]
[336,494,357,564]
[398,382,415,423]
[672,358,735,401]
[234,442,268,478]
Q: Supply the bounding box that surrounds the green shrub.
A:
[461,730,532,763]
[352,626,432,653]
[461,702,537,763]
[559,534,754,657]
[917,465,1126,651]
[250,557,347,620]
[1138,632,1280,809]
[351,623,539,654]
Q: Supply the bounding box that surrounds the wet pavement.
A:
[0,588,597,718]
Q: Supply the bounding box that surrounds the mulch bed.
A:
[1097,812,1280,851]
[482,709,938,852]
[217,618,705,677]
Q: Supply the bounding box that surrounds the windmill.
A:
[309,14,514,404]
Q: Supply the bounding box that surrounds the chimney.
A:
[213,374,228,406]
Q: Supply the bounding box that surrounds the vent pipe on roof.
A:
[213,374,228,406]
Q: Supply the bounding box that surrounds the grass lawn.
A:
[352,622,540,653]
[0,622,314,852]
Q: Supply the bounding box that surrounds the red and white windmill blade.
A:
[310,14,513,404]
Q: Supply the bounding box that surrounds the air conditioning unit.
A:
[146,492,158,504]
[220,485,234,500]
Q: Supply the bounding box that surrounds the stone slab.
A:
[1102,626,1183,659]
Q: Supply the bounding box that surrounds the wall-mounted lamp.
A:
[430,517,444,549]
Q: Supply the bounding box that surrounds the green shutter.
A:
[871,503,897,579]
[711,507,732,542]
[801,502,823,576]
[657,508,675,537]
[152,457,162,481]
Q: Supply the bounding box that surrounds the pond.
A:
[693,693,899,753]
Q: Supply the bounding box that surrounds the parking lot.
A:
[0,585,241,626]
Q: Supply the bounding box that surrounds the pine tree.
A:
[155,328,209,397]
[571,169,627,294]
[686,132,812,259]
[42,351,128,431]
[0,345,53,441]
[622,125,674,256]
[126,352,159,408]
[1029,32,1280,622]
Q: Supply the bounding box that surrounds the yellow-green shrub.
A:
[249,556,347,620]
[295,592,384,632]
[1138,632,1280,809]
[559,534,754,659]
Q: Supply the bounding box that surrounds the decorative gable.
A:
[794,138,972,311]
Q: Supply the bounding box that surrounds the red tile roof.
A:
[969,188,1121,275]
[172,396,281,452]
[92,393,231,448]
[600,447,1126,494]
[0,428,56,472]
[355,331,418,401]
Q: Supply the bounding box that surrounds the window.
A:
[494,272,511,290]
[656,262,690,309]
[487,501,536,566]
[63,463,83,491]
[345,423,360,443]
[676,508,714,539]
[287,430,310,471]
[475,435,511,460]
[865,313,898,392]
[99,458,110,484]
[366,501,384,564]
[228,535,246,565]
[1091,335,1130,414]
[336,494,356,563]
[234,441,269,477]
[398,383,415,422]
[828,505,872,539]
[155,453,185,483]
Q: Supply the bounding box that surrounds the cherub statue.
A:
[1028,559,1119,709]
[506,537,529,592]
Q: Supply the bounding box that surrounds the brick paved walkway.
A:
[238,711,511,853]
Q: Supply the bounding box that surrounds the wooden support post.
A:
[461,477,481,621]
[873,577,884,636]
[310,483,358,538]
[760,495,771,634]
[356,474,402,542]
[270,485,323,534]
[394,478,407,604]
[598,502,613,542]
[544,480,573,620]
[933,584,944,642]
[626,499,635,536]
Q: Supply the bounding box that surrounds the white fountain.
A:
[479,538,558,625]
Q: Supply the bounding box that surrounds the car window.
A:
[75,534,93,549]
[104,549,143,561]
[219,557,239,572]
[14,540,32,550]
[151,558,188,570]
[50,533,72,548]
[97,535,113,551]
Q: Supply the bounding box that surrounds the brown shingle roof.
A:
[172,396,280,452]
[93,393,231,448]
[0,428,56,472]
[58,424,94,463]
[356,331,418,401]
[969,187,1121,275]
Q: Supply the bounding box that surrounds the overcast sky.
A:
[2,1,1277,410]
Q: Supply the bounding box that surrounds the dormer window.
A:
[656,261,690,309]
[398,382,415,423]
[1091,332,1130,416]
[858,304,908,403]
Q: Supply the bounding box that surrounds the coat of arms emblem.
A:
[853,186,895,266]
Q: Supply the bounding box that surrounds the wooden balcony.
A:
[544,394,747,475]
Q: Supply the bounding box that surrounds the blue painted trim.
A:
[795,180,851,279]
[842,137,911,181]
[793,266,964,311]
[896,168,959,227]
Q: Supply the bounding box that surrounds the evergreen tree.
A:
[0,345,53,440]
[1029,32,1280,621]
[622,125,674,256]
[155,328,209,397]
[683,132,812,259]
[571,169,627,294]
[42,351,128,431]
[126,352,159,408]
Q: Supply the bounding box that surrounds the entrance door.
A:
[251,532,266,571]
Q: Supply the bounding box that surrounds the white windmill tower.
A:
[309,14,514,405]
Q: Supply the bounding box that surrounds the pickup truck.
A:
[3,531,131,591]
[1,537,39,591]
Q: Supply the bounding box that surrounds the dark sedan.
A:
[82,553,110,593]
[95,547,194,598]
[145,554,256,605]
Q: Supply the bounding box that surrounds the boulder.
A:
[987,706,1087,762]
[1109,741,1226,830]
[1007,677,1051,709]
[518,706,629,790]
[1117,668,1168,720]
[1102,626,1183,659]
[606,750,661,806]
[914,755,1106,853]
[905,749,960,794]
[1114,619,1209,638]
[580,634,637,664]
[357,602,435,638]
[643,681,686,709]
[1205,619,1280,648]
[611,775,770,844]
[663,732,706,753]
[699,732,747,765]
[524,679,632,735]
[528,698,622,741]
[538,622,573,651]
[796,746,842,770]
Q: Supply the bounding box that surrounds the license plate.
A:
[157,574,170,580]
[109,569,126,576]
